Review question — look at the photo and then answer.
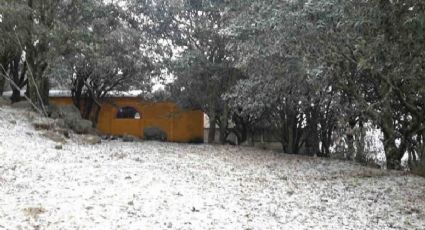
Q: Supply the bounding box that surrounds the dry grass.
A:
[22,207,47,219]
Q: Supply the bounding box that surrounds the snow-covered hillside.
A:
[0,106,424,230]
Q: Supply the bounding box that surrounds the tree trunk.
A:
[83,96,94,120]
[346,133,354,160]
[232,114,248,145]
[285,110,299,154]
[11,88,21,103]
[381,106,403,170]
[27,73,49,109]
[0,80,4,96]
[346,117,357,160]
[306,108,320,155]
[384,140,402,170]
[9,56,26,103]
[0,73,5,96]
[249,130,255,146]
[208,117,216,144]
[92,103,102,126]
[287,122,295,153]
[219,105,229,144]
[355,120,366,163]
[25,0,56,113]
[0,60,8,96]
[418,133,424,164]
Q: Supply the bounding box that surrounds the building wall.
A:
[50,97,204,143]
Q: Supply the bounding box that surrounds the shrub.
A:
[143,126,167,141]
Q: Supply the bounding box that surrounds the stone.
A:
[144,126,167,141]
[122,135,139,142]
[42,131,67,144]
[83,135,101,145]
[54,119,67,129]
[54,128,71,139]
[32,117,56,130]
[49,104,81,120]
[48,104,94,134]
[70,118,93,134]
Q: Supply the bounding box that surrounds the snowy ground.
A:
[1,106,425,230]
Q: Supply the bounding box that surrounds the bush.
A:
[144,126,167,141]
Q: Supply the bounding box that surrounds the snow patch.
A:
[0,106,424,229]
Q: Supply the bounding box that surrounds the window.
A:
[116,106,141,119]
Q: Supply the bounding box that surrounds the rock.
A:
[32,117,56,130]
[122,135,139,142]
[83,135,101,145]
[55,145,63,150]
[54,119,67,129]
[11,100,32,110]
[0,97,11,107]
[49,104,94,134]
[49,104,82,120]
[42,131,67,144]
[70,118,93,134]
[144,126,167,141]
[226,132,238,145]
[54,128,71,138]
[101,135,112,140]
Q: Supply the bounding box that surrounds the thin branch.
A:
[14,33,48,116]
[0,64,44,115]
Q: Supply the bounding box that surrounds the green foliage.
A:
[139,0,245,143]
[0,0,155,119]
[1,0,424,169]
[226,0,425,167]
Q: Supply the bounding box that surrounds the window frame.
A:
[116,106,141,120]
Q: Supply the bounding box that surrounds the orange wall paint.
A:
[50,97,204,142]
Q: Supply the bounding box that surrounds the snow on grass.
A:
[0,106,424,229]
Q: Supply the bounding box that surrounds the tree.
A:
[24,0,62,114]
[2,0,156,120]
[347,0,425,169]
[169,51,245,143]
[0,0,29,98]
[139,0,243,143]
[0,0,71,111]
[52,0,154,123]
[226,0,425,169]
[225,0,345,154]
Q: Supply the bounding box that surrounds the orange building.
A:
[50,96,204,143]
